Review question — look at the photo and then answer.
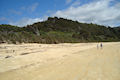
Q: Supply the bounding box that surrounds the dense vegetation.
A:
[0,17,120,44]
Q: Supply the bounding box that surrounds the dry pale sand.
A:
[0,42,120,80]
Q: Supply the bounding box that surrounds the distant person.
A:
[100,43,103,49]
[97,44,99,49]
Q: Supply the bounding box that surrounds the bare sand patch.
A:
[0,42,120,80]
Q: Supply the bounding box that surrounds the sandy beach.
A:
[0,42,120,80]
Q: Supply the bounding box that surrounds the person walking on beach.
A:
[97,44,99,49]
[100,43,103,49]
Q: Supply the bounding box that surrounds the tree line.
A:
[0,17,120,44]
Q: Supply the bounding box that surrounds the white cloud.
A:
[30,3,39,12]
[66,0,72,4]
[0,17,8,21]
[0,17,10,22]
[71,0,81,7]
[9,18,43,27]
[21,2,39,12]
[54,0,120,27]
[10,10,22,15]
[8,0,120,27]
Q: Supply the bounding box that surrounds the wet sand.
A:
[0,42,120,80]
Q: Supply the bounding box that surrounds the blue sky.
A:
[0,0,120,27]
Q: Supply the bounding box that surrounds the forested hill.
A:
[0,17,120,44]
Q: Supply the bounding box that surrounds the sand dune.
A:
[0,42,120,80]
